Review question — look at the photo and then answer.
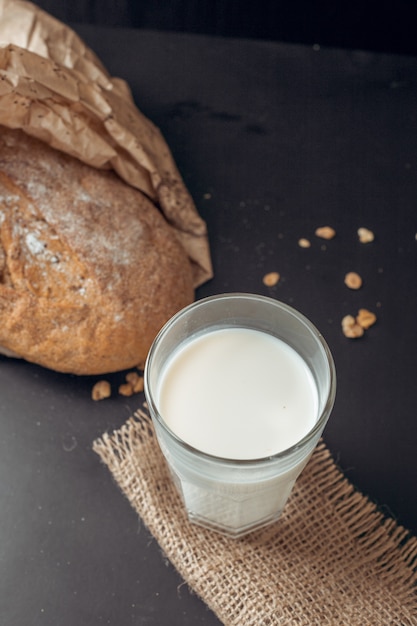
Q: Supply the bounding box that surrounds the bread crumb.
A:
[315,226,336,240]
[357,308,377,329]
[92,380,111,401]
[118,372,145,397]
[298,238,311,248]
[126,371,144,393]
[263,272,280,287]
[344,272,362,290]
[341,315,364,339]
[342,309,377,338]
[358,227,374,243]
[118,383,134,397]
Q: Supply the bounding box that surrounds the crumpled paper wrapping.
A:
[0,0,212,287]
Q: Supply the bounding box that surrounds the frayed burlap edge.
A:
[93,409,417,626]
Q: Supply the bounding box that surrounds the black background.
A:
[33,0,417,57]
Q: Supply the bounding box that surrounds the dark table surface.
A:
[1,23,417,626]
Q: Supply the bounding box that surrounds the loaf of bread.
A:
[0,127,194,375]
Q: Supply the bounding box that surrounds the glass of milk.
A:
[144,293,336,538]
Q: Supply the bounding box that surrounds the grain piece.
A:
[358,227,374,243]
[118,383,134,397]
[92,380,111,401]
[341,315,364,339]
[315,226,336,240]
[357,309,377,329]
[344,272,363,290]
[126,371,144,393]
[298,238,311,248]
[263,272,280,287]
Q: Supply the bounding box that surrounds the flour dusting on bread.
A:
[0,127,194,374]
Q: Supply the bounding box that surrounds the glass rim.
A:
[144,292,337,467]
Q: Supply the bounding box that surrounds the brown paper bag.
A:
[0,0,212,286]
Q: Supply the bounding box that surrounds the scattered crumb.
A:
[92,371,145,402]
[118,383,134,397]
[203,193,211,200]
[125,371,144,393]
[298,238,311,248]
[358,227,374,243]
[263,271,280,287]
[344,272,363,290]
[92,380,111,401]
[341,315,364,338]
[118,371,145,397]
[315,226,336,240]
[357,308,377,329]
[342,309,377,338]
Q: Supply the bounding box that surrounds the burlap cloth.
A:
[93,408,417,625]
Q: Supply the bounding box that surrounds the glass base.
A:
[186,508,284,539]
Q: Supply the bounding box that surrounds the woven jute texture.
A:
[93,409,417,625]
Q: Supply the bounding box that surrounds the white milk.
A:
[157,327,318,460]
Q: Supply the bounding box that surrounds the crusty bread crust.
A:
[0,128,194,374]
